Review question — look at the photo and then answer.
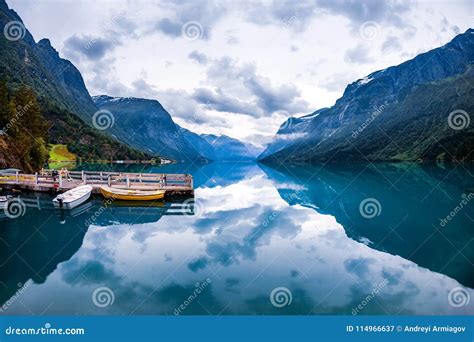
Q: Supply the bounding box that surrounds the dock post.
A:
[35,172,38,185]
[15,171,19,184]
[59,174,63,188]
[83,174,87,184]
[100,172,103,181]
[108,175,111,187]
[81,171,85,182]
[126,175,130,188]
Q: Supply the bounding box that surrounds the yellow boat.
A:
[100,186,165,201]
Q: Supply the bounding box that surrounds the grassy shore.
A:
[48,144,77,169]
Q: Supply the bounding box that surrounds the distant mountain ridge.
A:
[199,134,261,161]
[93,95,261,162]
[93,95,206,162]
[260,28,474,163]
[179,127,261,161]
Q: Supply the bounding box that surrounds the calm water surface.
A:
[1,162,473,315]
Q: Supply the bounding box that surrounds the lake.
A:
[1,162,473,315]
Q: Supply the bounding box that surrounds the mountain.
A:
[201,134,261,161]
[179,127,216,159]
[93,95,261,162]
[260,29,474,163]
[259,108,326,160]
[180,127,260,161]
[0,0,150,166]
[93,95,207,162]
[0,1,96,118]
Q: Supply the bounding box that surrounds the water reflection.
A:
[261,163,474,288]
[1,162,473,315]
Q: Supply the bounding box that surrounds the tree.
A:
[8,86,49,170]
[0,78,9,129]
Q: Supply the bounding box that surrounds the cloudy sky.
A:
[8,0,473,146]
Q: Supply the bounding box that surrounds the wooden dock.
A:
[0,169,194,199]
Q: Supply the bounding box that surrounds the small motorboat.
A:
[0,195,12,209]
[100,186,165,201]
[53,185,93,209]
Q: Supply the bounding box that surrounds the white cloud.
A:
[7,0,473,146]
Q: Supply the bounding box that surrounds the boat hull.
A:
[53,193,91,209]
[100,187,165,201]
[53,185,93,209]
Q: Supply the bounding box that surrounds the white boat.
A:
[0,195,11,209]
[53,185,93,209]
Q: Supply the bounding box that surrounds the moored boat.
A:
[0,195,11,209]
[100,186,165,201]
[53,185,93,209]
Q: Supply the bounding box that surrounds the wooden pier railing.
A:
[0,169,194,194]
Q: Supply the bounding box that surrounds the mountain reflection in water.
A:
[0,162,473,315]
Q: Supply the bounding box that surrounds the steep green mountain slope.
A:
[93,95,206,162]
[0,0,151,168]
[260,29,474,163]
